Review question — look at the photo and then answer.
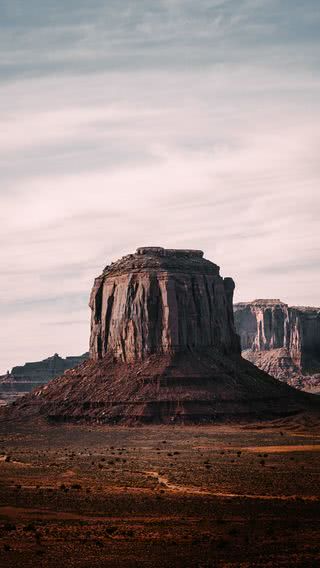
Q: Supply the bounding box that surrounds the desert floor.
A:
[0,417,319,567]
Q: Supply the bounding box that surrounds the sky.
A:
[1,0,320,373]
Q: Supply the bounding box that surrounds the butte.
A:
[7,247,319,424]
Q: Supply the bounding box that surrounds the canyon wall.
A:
[234,300,320,393]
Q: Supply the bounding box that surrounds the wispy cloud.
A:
[0,1,320,372]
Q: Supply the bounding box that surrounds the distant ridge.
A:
[1,352,89,385]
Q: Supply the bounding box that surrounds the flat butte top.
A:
[234,300,320,313]
[101,247,220,277]
[234,299,288,308]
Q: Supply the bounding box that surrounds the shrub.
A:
[216,538,228,549]
[24,523,36,532]
[3,523,16,531]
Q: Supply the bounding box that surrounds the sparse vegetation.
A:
[0,423,318,566]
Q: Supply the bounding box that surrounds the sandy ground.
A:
[0,418,319,567]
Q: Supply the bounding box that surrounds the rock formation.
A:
[4,249,318,424]
[234,300,320,394]
[0,353,89,405]
[89,247,239,361]
[1,353,89,385]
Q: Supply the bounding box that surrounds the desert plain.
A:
[0,417,319,568]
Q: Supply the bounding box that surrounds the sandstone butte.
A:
[234,299,320,394]
[5,247,319,424]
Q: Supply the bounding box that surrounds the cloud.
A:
[0,1,320,372]
[1,1,320,81]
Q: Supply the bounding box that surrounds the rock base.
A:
[7,350,318,425]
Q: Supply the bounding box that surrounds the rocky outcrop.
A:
[89,247,240,361]
[1,353,89,385]
[234,300,320,393]
[0,353,89,405]
[4,250,318,424]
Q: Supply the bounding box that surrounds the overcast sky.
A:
[1,0,320,372]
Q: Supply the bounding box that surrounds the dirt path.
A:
[0,455,31,466]
[145,471,319,502]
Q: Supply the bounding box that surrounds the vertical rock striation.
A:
[234,300,320,393]
[89,247,240,361]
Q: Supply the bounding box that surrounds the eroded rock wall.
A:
[234,300,290,351]
[290,307,320,371]
[89,247,240,361]
[234,300,320,393]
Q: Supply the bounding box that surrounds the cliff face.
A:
[89,247,240,361]
[233,300,290,351]
[234,300,320,393]
[289,307,320,371]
